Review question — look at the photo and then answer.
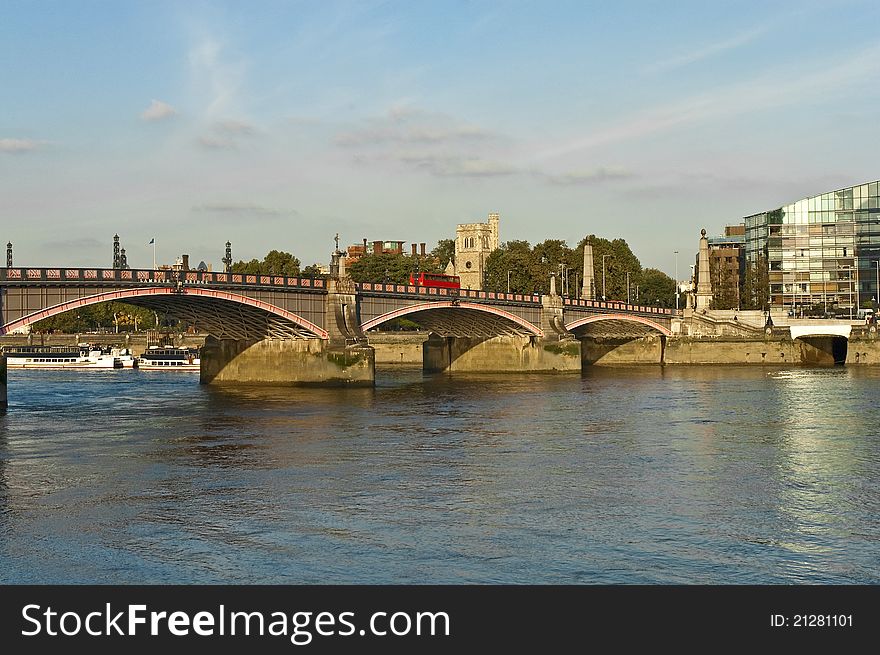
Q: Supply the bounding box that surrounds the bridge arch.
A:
[566,313,672,337]
[361,301,543,337]
[1,287,328,339]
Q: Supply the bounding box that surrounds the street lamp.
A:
[874,260,879,312]
[507,270,511,294]
[602,254,611,300]
[626,271,631,304]
[674,250,679,310]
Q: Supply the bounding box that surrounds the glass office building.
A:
[744,180,880,310]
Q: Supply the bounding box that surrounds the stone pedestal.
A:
[200,336,375,386]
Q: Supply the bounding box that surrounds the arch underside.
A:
[362,302,541,338]
[120,296,321,340]
[567,315,671,338]
[2,288,326,340]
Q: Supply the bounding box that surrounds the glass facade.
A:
[744,180,880,310]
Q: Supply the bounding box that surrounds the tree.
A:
[485,240,534,293]
[578,236,642,301]
[431,239,456,268]
[638,268,676,307]
[741,255,770,310]
[709,256,739,310]
[302,263,326,278]
[349,252,414,284]
[231,250,301,276]
[32,302,159,333]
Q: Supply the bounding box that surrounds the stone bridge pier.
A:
[421,278,582,374]
[200,275,375,387]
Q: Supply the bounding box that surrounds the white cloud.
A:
[0,138,42,153]
[535,41,880,161]
[196,135,235,150]
[140,99,177,121]
[644,25,768,74]
[213,119,256,135]
[398,154,518,178]
[192,203,293,218]
[543,166,633,185]
[335,107,495,147]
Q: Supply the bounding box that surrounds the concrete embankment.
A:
[583,332,880,366]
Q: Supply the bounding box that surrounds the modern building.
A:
[744,180,880,310]
[706,225,745,309]
[453,212,499,290]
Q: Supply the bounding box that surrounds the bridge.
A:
[0,263,676,395]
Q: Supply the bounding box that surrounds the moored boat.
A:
[137,346,200,370]
[3,345,122,369]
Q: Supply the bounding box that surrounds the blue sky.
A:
[3,0,880,275]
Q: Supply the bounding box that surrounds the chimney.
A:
[411,243,417,256]
[182,254,190,270]
[420,242,426,256]
[374,240,383,255]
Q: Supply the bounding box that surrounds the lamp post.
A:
[626,271,631,304]
[602,254,610,300]
[874,260,879,313]
[507,270,511,294]
[674,250,679,310]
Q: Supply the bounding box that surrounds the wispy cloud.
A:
[192,203,293,218]
[338,106,515,178]
[335,107,496,147]
[140,99,177,121]
[535,41,880,161]
[188,35,246,119]
[542,166,633,185]
[397,154,517,178]
[0,138,44,153]
[213,119,256,135]
[644,25,768,74]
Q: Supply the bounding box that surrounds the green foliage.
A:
[231,250,301,276]
[348,252,443,284]
[483,235,649,301]
[709,256,739,310]
[742,255,770,310]
[31,302,159,333]
[485,240,534,293]
[431,239,456,268]
[302,263,327,278]
[638,268,676,308]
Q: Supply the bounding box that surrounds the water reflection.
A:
[0,366,878,583]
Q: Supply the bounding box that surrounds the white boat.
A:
[110,347,138,368]
[137,346,200,371]
[3,346,121,369]
[86,349,123,368]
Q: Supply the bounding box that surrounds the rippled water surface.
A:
[1,366,879,583]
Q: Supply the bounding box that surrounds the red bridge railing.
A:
[0,267,325,290]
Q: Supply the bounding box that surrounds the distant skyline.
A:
[3,0,880,276]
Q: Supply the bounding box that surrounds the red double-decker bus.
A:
[409,272,461,289]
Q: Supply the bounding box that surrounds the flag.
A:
[148,238,154,245]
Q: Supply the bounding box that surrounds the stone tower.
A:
[695,228,713,311]
[454,212,500,290]
[581,240,596,300]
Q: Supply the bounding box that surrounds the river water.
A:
[1,365,878,584]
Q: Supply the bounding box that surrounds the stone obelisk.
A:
[581,240,596,300]
[695,228,713,311]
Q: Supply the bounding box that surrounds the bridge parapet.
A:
[0,267,326,292]
[356,282,542,306]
